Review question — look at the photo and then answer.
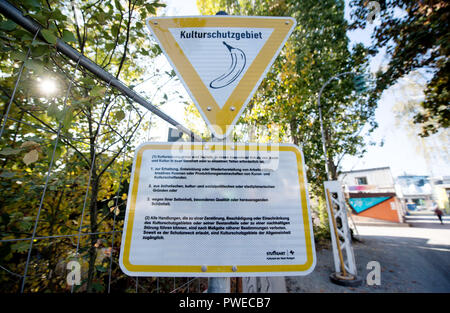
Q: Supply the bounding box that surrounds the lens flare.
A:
[39,78,57,95]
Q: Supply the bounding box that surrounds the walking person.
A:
[433,203,444,224]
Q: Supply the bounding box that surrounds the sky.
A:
[340,1,450,178]
[139,0,450,179]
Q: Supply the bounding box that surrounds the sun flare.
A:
[39,78,58,96]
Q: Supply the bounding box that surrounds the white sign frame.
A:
[119,142,316,277]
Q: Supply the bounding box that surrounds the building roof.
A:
[397,175,429,179]
[340,167,391,174]
[348,192,396,198]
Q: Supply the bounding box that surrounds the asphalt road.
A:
[286,213,450,293]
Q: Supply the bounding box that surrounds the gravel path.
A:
[286,215,450,293]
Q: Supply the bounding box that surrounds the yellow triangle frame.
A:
[146,16,296,139]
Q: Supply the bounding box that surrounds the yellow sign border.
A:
[120,143,315,275]
[146,16,296,138]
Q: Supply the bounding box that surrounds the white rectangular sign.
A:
[119,142,316,277]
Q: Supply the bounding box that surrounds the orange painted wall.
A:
[356,197,400,223]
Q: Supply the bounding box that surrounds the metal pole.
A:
[317,71,354,180]
[207,135,230,293]
[208,276,230,293]
[0,0,201,142]
[206,4,229,289]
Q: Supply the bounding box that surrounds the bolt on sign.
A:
[146,16,296,139]
[119,142,316,277]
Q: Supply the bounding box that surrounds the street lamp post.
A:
[317,71,354,180]
[318,71,365,287]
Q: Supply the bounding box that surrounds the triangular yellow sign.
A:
[146,16,296,139]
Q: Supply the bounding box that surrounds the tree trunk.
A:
[86,110,98,293]
[289,120,299,146]
[86,175,99,293]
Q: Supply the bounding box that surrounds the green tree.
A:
[195,0,376,240]
[197,0,376,190]
[349,0,449,137]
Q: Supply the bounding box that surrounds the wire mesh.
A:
[0,2,214,294]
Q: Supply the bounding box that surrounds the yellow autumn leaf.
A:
[121,193,127,200]
[23,149,39,165]
[110,206,120,216]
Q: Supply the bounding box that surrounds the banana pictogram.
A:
[209,41,246,89]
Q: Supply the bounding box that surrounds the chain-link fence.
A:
[0,0,223,293]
